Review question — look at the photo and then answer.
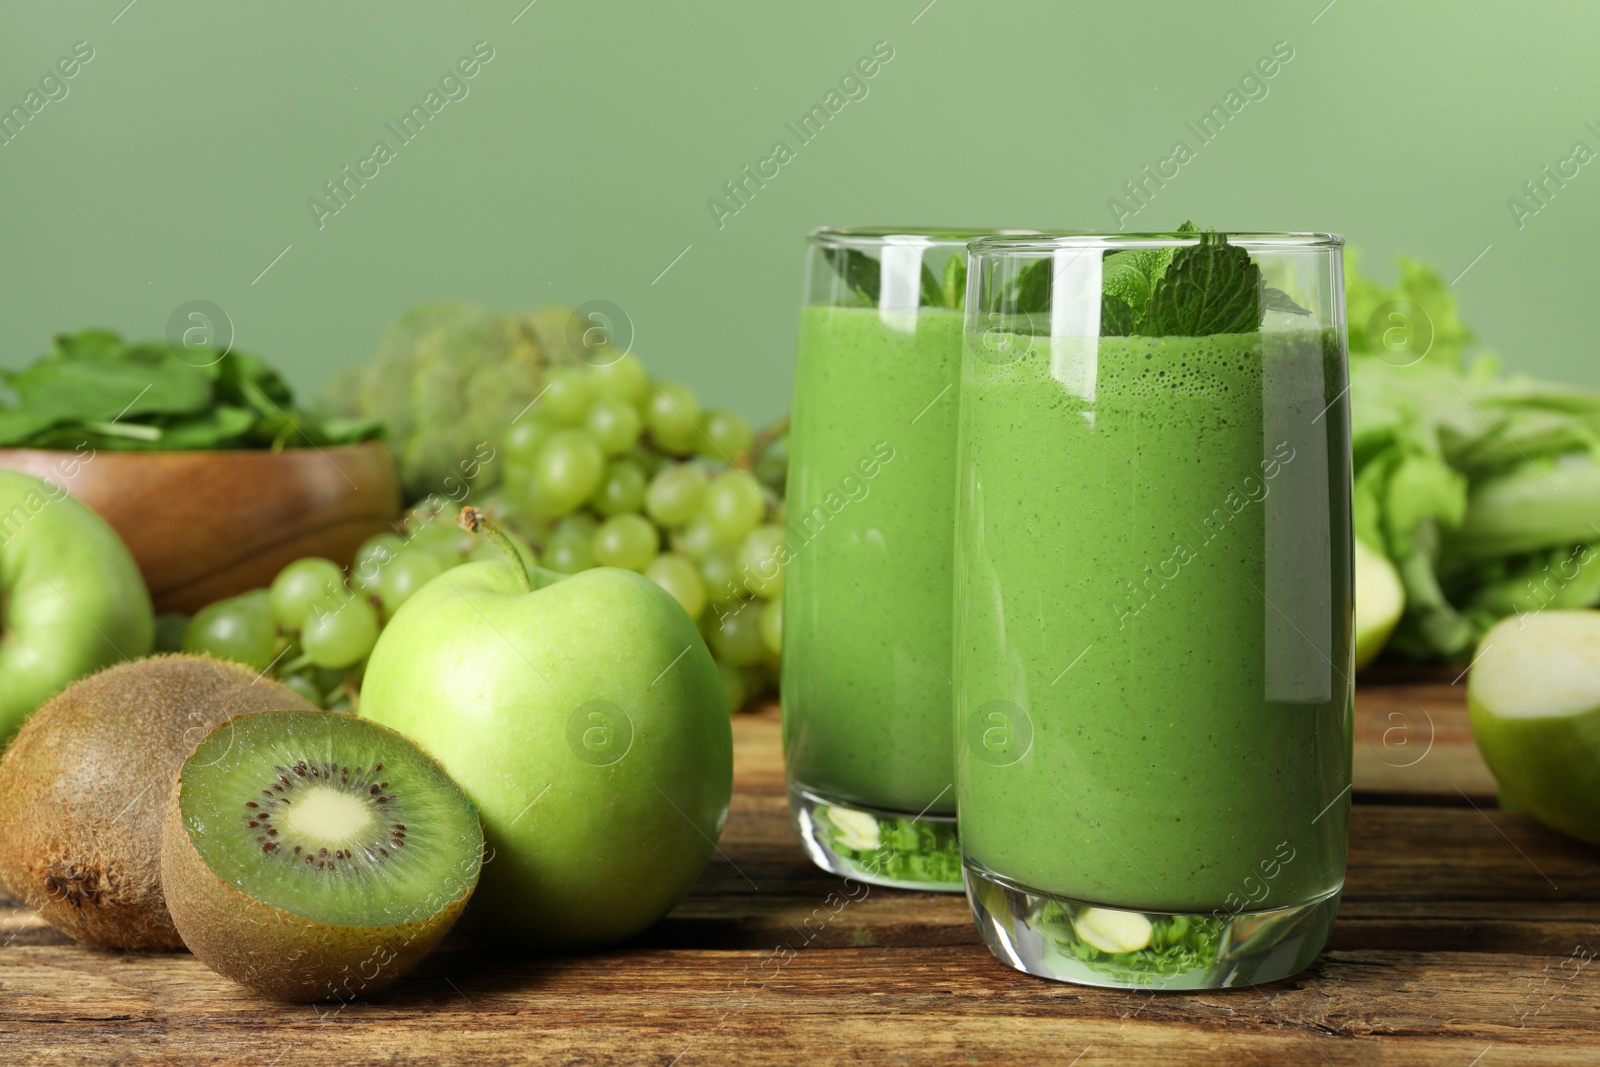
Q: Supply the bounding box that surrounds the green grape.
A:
[645,552,707,620]
[153,612,189,654]
[702,470,766,542]
[590,353,650,404]
[645,463,708,527]
[504,415,559,465]
[672,516,722,560]
[280,673,323,707]
[591,458,647,517]
[539,368,595,426]
[302,599,381,669]
[530,429,605,515]
[700,545,745,605]
[754,445,788,493]
[543,539,594,574]
[543,514,597,573]
[760,595,782,656]
[269,557,347,632]
[377,549,446,617]
[738,525,787,599]
[591,513,659,571]
[717,660,747,714]
[182,595,278,672]
[633,446,669,478]
[549,512,598,547]
[407,512,476,563]
[646,381,701,455]
[352,533,404,592]
[698,409,753,459]
[586,395,642,455]
[710,599,768,667]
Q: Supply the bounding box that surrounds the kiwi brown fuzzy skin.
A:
[0,655,317,950]
[160,713,480,1002]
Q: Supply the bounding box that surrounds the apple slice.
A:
[1467,610,1600,845]
[1354,538,1405,671]
[1073,907,1153,954]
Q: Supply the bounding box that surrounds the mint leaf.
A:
[1101,250,1156,313]
[824,247,964,309]
[1101,293,1140,336]
[918,262,947,309]
[1264,286,1311,315]
[1096,224,1197,335]
[941,256,967,310]
[1144,231,1262,336]
[1009,258,1053,314]
[822,247,881,304]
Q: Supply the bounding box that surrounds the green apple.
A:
[1467,610,1600,845]
[0,469,154,745]
[1354,537,1405,671]
[360,513,731,947]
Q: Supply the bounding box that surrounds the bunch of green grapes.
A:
[168,514,501,711]
[485,355,788,712]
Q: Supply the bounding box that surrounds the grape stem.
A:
[458,506,534,593]
[743,415,790,471]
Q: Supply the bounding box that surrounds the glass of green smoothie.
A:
[955,228,1353,987]
[782,227,989,891]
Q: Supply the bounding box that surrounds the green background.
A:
[2,0,1594,424]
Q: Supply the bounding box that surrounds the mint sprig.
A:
[822,246,963,310]
[1145,230,1262,336]
[1097,222,1298,337]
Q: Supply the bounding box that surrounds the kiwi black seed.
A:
[0,655,319,950]
[161,710,482,1002]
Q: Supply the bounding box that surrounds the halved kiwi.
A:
[161,710,483,1002]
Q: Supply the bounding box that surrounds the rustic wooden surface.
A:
[3,683,1598,1065]
[0,443,401,613]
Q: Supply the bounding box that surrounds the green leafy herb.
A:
[1144,230,1263,336]
[822,247,882,304]
[1009,258,1054,314]
[1100,293,1140,337]
[1263,286,1311,315]
[941,256,967,311]
[824,246,966,310]
[0,330,382,452]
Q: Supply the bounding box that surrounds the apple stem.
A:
[458,506,533,594]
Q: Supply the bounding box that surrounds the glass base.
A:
[787,784,963,892]
[963,859,1341,989]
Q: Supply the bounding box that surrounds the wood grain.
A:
[2,690,1596,1066]
[0,444,401,613]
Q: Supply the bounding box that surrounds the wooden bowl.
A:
[0,443,401,614]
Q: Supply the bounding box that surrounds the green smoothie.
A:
[782,304,961,817]
[955,328,1353,913]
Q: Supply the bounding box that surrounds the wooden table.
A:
[4,681,1598,1065]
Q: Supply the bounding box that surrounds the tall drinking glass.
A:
[782,227,990,890]
[955,231,1353,987]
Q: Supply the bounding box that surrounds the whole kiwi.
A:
[0,655,317,950]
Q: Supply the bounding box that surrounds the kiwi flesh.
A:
[0,655,317,950]
[162,710,482,1001]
